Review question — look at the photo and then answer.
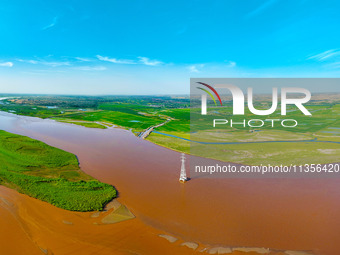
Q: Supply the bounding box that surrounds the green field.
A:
[1,95,339,165]
[0,96,182,133]
[55,119,109,129]
[54,109,166,132]
[149,103,340,165]
[0,130,116,211]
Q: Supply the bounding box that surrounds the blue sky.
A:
[0,0,340,94]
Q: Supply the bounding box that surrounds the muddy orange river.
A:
[0,111,339,255]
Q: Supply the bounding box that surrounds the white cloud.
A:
[42,16,58,30]
[308,49,340,61]
[74,57,91,62]
[42,61,70,67]
[96,55,136,64]
[17,59,38,64]
[18,59,70,67]
[75,66,107,71]
[0,62,14,67]
[187,64,204,73]
[96,55,163,66]
[26,60,38,64]
[187,61,235,73]
[226,61,236,67]
[138,57,162,66]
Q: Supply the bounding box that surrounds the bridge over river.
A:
[138,118,171,139]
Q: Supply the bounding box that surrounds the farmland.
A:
[151,100,340,165]
[1,94,339,165]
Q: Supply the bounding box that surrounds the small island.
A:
[0,130,116,211]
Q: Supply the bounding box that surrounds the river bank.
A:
[0,111,339,255]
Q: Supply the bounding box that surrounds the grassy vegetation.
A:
[68,122,107,129]
[148,131,190,153]
[190,141,340,165]
[0,130,116,211]
[149,102,340,165]
[0,95,188,132]
[55,119,108,129]
[1,94,339,165]
[57,110,165,132]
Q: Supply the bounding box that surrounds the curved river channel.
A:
[0,111,339,255]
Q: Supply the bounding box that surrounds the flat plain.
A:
[1,94,339,165]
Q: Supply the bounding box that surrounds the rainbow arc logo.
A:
[196,82,223,106]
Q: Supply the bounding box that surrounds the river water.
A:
[0,111,339,255]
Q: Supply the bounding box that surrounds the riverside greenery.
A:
[0,130,116,211]
[1,95,340,165]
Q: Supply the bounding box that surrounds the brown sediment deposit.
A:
[0,111,339,255]
[0,185,200,255]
